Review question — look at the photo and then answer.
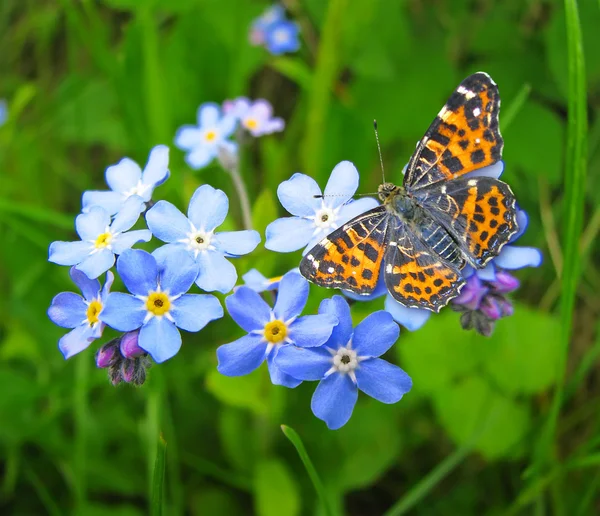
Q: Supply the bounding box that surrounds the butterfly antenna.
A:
[374,119,385,184]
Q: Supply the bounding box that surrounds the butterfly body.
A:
[300,72,519,312]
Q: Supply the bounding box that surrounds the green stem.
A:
[74,354,89,512]
[151,434,167,516]
[227,164,253,230]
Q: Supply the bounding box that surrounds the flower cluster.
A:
[249,5,300,55]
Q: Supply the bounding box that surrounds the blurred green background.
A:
[0,0,598,514]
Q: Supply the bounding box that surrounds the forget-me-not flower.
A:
[241,269,283,293]
[223,98,284,137]
[48,267,114,359]
[82,145,170,216]
[175,103,237,170]
[217,271,338,388]
[264,20,300,55]
[276,296,412,429]
[100,249,223,363]
[0,99,7,126]
[146,184,260,294]
[249,5,286,46]
[266,161,379,254]
[48,196,151,279]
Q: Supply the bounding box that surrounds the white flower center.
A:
[273,28,289,45]
[91,226,117,253]
[124,180,150,199]
[180,222,214,258]
[138,285,177,324]
[313,206,337,230]
[325,341,366,383]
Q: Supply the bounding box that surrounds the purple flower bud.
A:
[497,296,514,317]
[452,274,488,311]
[480,296,502,321]
[108,364,122,386]
[120,331,145,359]
[120,359,137,384]
[96,339,120,369]
[489,270,520,294]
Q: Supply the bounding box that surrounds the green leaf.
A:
[433,376,530,460]
[219,408,256,473]
[206,368,268,415]
[254,458,300,516]
[151,434,166,516]
[252,189,278,237]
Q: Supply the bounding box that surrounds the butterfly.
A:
[299,72,519,312]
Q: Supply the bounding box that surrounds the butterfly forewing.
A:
[404,72,503,191]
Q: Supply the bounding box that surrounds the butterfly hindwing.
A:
[404,72,503,191]
[300,207,388,295]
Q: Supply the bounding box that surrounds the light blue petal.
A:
[510,210,529,243]
[196,250,237,294]
[146,200,190,243]
[494,246,543,269]
[463,160,504,180]
[76,206,110,240]
[75,249,115,279]
[355,358,412,403]
[48,292,86,328]
[100,292,146,331]
[217,334,268,376]
[323,161,359,209]
[337,197,380,225]
[48,241,92,266]
[225,286,271,332]
[105,158,142,192]
[289,314,338,348]
[215,230,260,256]
[142,145,169,190]
[475,262,496,281]
[110,196,145,233]
[158,248,198,296]
[318,296,352,348]
[267,349,302,387]
[58,325,97,359]
[81,191,124,216]
[242,269,270,292]
[139,317,182,363]
[100,270,115,302]
[353,311,399,357]
[186,146,215,169]
[275,345,332,380]
[303,228,335,255]
[273,271,309,320]
[175,126,203,150]
[197,102,220,127]
[277,173,321,216]
[311,373,358,430]
[111,229,152,255]
[171,294,223,331]
[116,249,157,296]
[69,266,101,301]
[384,296,430,331]
[343,267,387,301]
[152,243,189,272]
[265,217,315,253]
[218,114,237,138]
[188,184,229,232]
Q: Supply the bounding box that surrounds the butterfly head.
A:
[378,182,401,202]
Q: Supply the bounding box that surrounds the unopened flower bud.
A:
[120,331,145,359]
[96,339,120,369]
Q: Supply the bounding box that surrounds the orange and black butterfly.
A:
[299,72,519,312]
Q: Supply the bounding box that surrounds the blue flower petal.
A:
[110,196,145,233]
[69,267,100,302]
[48,241,92,266]
[273,271,308,320]
[58,324,97,359]
[81,191,124,216]
[112,229,152,255]
[324,161,359,209]
[186,146,214,169]
[352,310,399,357]
[139,317,182,363]
[116,249,158,296]
[336,197,380,226]
[510,210,529,243]
[197,102,220,127]
[275,345,332,380]
[267,349,302,387]
[265,217,315,253]
[215,230,260,256]
[494,245,543,269]
[171,294,223,331]
[142,145,169,192]
[158,249,198,296]
[188,185,229,232]
[217,334,267,376]
[175,126,203,150]
[384,296,430,331]
[218,114,237,137]
[475,262,496,281]
[225,286,271,332]
[48,292,86,328]
[100,270,115,301]
[289,314,338,348]
[196,250,237,294]
[318,296,352,348]
[277,173,321,217]
[463,160,504,180]
[311,373,358,430]
[76,249,115,279]
[146,200,190,243]
[151,243,187,272]
[242,269,271,292]
[75,206,110,240]
[355,358,412,403]
[100,292,146,331]
[106,158,141,193]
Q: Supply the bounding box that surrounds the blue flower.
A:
[266,161,379,254]
[241,269,283,292]
[48,196,151,279]
[223,98,284,137]
[100,249,223,363]
[264,20,300,55]
[175,103,237,170]
[216,271,339,388]
[249,5,286,46]
[48,267,114,359]
[0,99,7,126]
[82,145,170,216]
[275,296,412,429]
[146,185,260,294]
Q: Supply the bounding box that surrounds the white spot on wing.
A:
[468,179,477,186]
[327,266,334,273]
[386,264,393,273]
[473,107,481,117]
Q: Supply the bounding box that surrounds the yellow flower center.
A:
[146,292,171,316]
[86,300,102,325]
[205,130,217,142]
[244,118,258,131]
[264,320,288,344]
[95,232,112,248]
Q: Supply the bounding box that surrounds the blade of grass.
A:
[151,434,167,516]
[74,353,90,513]
[281,425,336,516]
[0,199,75,230]
[501,82,531,132]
